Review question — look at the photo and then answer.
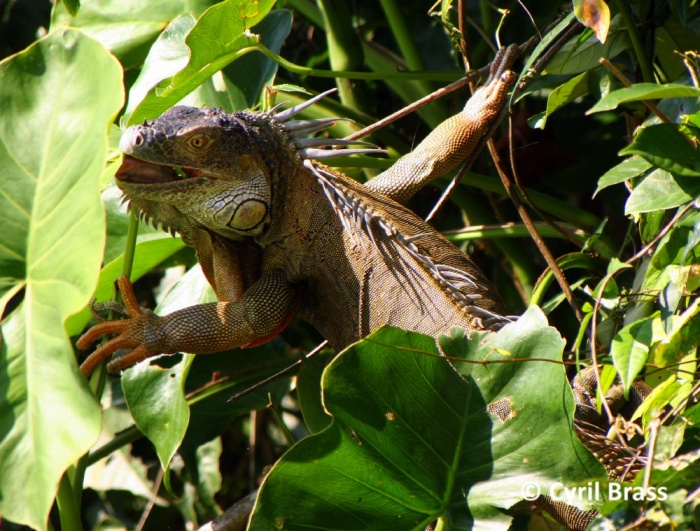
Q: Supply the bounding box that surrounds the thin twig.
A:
[457,0,470,69]
[344,36,539,143]
[599,58,673,123]
[642,416,661,491]
[505,21,585,247]
[625,201,697,264]
[344,72,481,142]
[589,273,618,424]
[520,22,581,91]
[227,341,328,403]
[490,139,584,323]
[136,467,163,530]
[425,17,574,221]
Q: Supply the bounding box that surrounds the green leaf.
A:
[65,235,187,336]
[544,23,629,75]
[625,169,700,215]
[128,0,277,125]
[125,9,292,117]
[217,9,293,110]
[0,29,123,529]
[629,376,681,425]
[124,13,196,117]
[595,365,619,413]
[611,315,657,396]
[537,72,589,128]
[51,0,191,69]
[63,0,80,17]
[121,266,209,486]
[594,155,652,196]
[512,11,576,101]
[620,123,700,177]
[588,83,700,113]
[193,437,223,517]
[251,308,604,529]
[296,348,334,433]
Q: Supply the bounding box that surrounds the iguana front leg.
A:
[365,45,518,204]
[78,273,293,376]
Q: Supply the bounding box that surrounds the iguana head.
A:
[116,106,288,240]
[116,93,381,240]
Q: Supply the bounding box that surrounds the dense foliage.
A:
[0,0,698,529]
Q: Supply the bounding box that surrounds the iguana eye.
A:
[188,134,213,150]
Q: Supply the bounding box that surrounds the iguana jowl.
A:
[78,46,518,376]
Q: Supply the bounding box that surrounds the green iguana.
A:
[78,47,517,376]
[78,46,646,530]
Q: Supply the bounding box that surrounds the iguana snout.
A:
[116,154,203,184]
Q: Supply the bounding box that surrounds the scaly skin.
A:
[78,46,518,376]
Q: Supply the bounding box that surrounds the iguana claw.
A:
[78,276,153,377]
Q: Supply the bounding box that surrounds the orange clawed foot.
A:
[77,276,154,378]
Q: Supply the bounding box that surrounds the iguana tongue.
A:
[116,155,186,183]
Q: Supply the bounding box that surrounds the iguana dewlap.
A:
[78,46,518,376]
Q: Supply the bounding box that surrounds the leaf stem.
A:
[76,210,141,492]
[612,0,654,83]
[56,472,82,531]
[86,425,143,467]
[249,43,461,81]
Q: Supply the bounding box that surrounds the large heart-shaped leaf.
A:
[0,29,123,529]
[250,307,604,530]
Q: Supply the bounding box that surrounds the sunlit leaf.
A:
[124,13,196,116]
[626,169,700,215]
[128,0,277,125]
[594,155,652,196]
[588,83,700,113]
[621,123,700,177]
[537,72,589,128]
[51,0,192,69]
[611,316,657,395]
[0,29,123,530]
[251,309,604,529]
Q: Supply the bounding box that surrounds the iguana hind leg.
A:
[365,45,519,204]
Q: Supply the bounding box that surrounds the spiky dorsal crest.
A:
[269,89,386,160]
[303,159,512,332]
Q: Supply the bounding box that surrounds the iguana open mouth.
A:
[116,155,203,184]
